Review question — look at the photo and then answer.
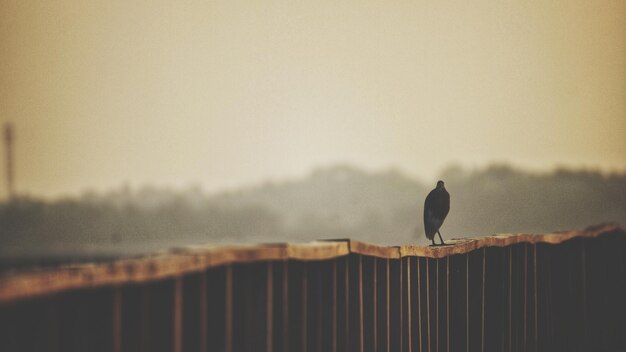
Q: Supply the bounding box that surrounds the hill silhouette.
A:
[1,163,624,268]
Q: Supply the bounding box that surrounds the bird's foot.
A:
[437,231,447,246]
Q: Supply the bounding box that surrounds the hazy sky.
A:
[1,0,625,198]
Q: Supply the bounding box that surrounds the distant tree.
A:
[0,163,624,269]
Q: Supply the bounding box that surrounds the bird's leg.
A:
[437,231,446,245]
[430,237,437,247]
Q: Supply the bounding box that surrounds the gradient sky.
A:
[1,0,625,199]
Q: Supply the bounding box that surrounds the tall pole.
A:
[4,123,14,201]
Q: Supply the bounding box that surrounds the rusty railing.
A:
[0,223,624,352]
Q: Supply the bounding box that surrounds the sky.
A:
[1,0,625,199]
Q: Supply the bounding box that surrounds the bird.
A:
[424,180,450,246]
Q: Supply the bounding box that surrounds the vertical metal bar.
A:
[363,256,377,352]
[581,241,587,346]
[113,286,122,352]
[267,263,274,352]
[303,267,308,352]
[545,246,553,349]
[333,260,337,352]
[407,258,412,352]
[417,258,422,352]
[374,258,378,352]
[524,244,528,351]
[282,260,289,352]
[447,256,450,352]
[387,258,390,352]
[140,285,151,352]
[283,261,289,352]
[174,277,183,352]
[501,250,506,352]
[226,266,233,352]
[400,257,404,352]
[427,259,431,352]
[317,266,323,352]
[3,123,15,200]
[359,255,364,352]
[509,246,513,352]
[466,254,469,352]
[481,248,485,352]
[436,259,439,352]
[534,245,538,348]
[200,273,208,352]
[346,256,350,352]
[47,296,60,352]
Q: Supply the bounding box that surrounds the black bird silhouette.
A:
[424,180,450,246]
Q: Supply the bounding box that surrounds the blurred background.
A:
[0,0,624,268]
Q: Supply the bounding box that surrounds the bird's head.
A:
[436,180,445,189]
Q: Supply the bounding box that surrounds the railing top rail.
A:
[0,223,623,303]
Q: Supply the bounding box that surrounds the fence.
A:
[0,223,624,352]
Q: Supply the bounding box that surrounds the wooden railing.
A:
[0,223,624,352]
